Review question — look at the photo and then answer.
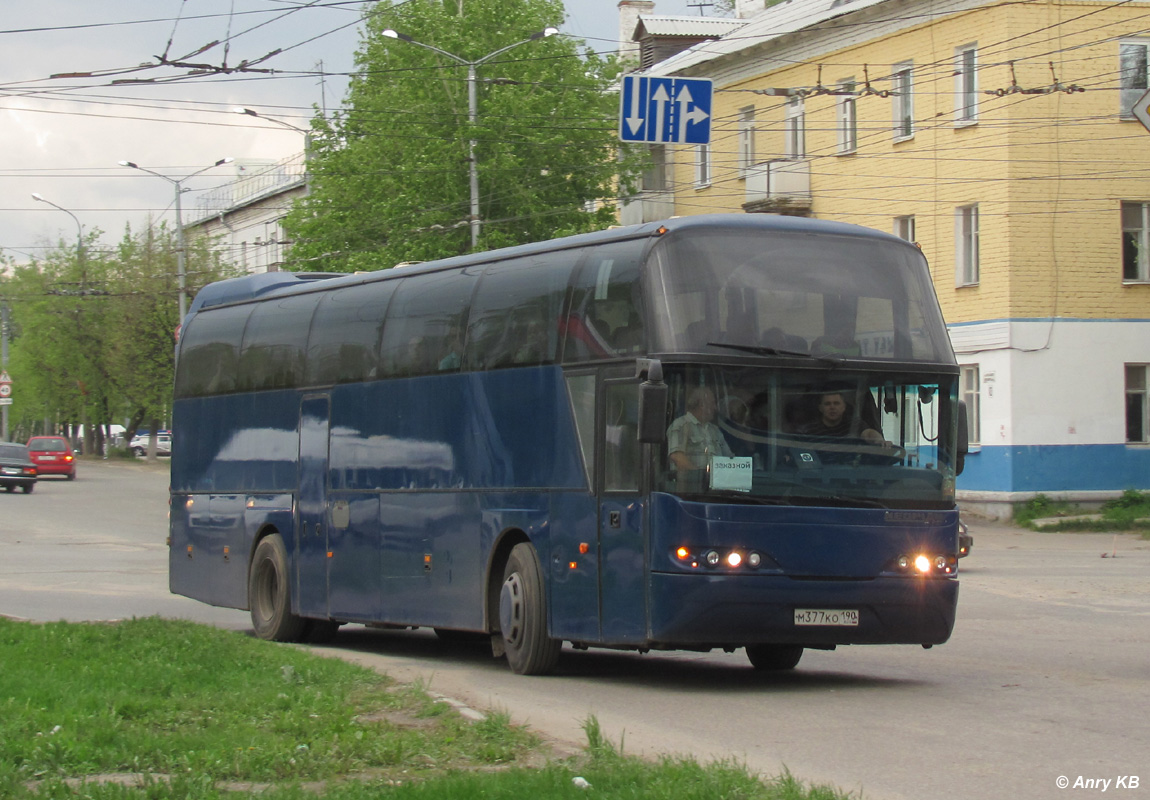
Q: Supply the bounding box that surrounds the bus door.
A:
[598,376,647,643]
[296,394,330,619]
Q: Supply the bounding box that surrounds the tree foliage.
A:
[284,0,642,273]
[0,224,233,449]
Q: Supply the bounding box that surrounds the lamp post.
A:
[381,26,559,249]
[118,158,233,321]
[232,107,312,163]
[31,193,84,277]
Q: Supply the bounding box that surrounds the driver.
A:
[668,387,733,473]
[800,391,890,447]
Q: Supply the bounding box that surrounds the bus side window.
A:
[238,293,321,392]
[379,269,477,377]
[175,303,252,398]
[305,282,394,386]
[562,240,647,363]
[464,254,571,370]
[604,383,640,492]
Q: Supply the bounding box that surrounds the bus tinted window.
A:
[175,303,252,397]
[646,229,952,363]
[379,269,477,377]
[465,254,574,370]
[237,293,321,391]
[305,281,394,385]
[562,239,647,362]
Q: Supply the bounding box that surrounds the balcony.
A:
[619,189,676,226]
[743,159,812,216]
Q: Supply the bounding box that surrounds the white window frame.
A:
[694,143,711,188]
[1127,364,1150,443]
[960,364,981,448]
[737,105,756,177]
[892,62,914,140]
[894,215,916,243]
[837,80,858,154]
[955,44,978,126]
[956,204,980,286]
[1122,201,1150,282]
[785,96,805,159]
[1120,39,1150,118]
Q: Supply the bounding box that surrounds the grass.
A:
[0,618,853,800]
[1014,489,1150,536]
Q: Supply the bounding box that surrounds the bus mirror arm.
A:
[638,359,668,444]
[955,400,969,476]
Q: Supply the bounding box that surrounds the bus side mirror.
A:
[956,400,969,476]
[638,360,668,444]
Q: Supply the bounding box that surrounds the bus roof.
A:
[187,214,913,314]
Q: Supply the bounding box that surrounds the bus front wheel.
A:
[499,543,561,675]
[249,533,307,642]
[746,644,804,671]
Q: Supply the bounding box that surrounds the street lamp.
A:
[381,26,559,248]
[118,157,234,321]
[31,193,84,276]
[232,107,312,162]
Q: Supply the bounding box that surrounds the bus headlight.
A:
[705,550,721,567]
[914,555,932,574]
[726,552,742,568]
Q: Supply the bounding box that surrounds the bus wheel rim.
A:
[499,573,524,646]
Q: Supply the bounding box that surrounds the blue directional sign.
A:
[619,75,713,145]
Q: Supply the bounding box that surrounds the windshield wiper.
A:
[706,341,843,366]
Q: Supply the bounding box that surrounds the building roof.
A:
[633,15,746,40]
[645,0,891,75]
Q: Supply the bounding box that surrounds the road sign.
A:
[1133,88,1150,134]
[619,75,713,145]
[0,384,10,398]
[0,398,11,406]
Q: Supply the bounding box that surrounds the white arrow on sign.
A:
[1132,88,1150,133]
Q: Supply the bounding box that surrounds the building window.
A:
[892,62,914,139]
[1128,365,1149,443]
[895,215,916,242]
[961,365,981,447]
[956,204,980,286]
[642,145,668,192]
[837,80,857,154]
[738,106,756,177]
[1120,40,1150,118]
[955,45,978,125]
[1122,201,1150,282]
[785,96,805,159]
[694,143,711,188]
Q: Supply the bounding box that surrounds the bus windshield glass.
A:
[645,228,953,363]
[654,365,958,509]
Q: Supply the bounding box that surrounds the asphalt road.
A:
[2,460,1147,800]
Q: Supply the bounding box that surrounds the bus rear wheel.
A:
[499,543,561,675]
[249,533,307,642]
[746,644,804,671]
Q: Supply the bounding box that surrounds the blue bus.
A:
[169,214,966,675]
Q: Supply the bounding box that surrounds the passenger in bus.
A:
[800,391,887,446]
[438,325,463,371]
[667,387,733,481]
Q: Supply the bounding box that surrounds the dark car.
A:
[26,436,76,480]
[0,443,38,493]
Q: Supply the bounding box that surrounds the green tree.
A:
[284,0,642,272]
[2,223,233,453]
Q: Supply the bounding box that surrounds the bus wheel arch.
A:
[484,529,530,635]
[248,530,307,642]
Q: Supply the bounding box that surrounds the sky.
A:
[1,0,710,264]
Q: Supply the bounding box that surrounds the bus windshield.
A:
[645,228,954,363]
[654,364,958,509]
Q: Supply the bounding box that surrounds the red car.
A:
[26,436,76,480]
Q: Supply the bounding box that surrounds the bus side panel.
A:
[327,494,382,623]
[377,491,484,629]
[547,492,600,642]
[171,393,300,494]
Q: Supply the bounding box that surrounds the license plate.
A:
[41,455,57,460]
[2,467,19,475]
[795,608,859,627]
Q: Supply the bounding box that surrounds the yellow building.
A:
[623,0,1150,515]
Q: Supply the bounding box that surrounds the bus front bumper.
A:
[647,572,958,648]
